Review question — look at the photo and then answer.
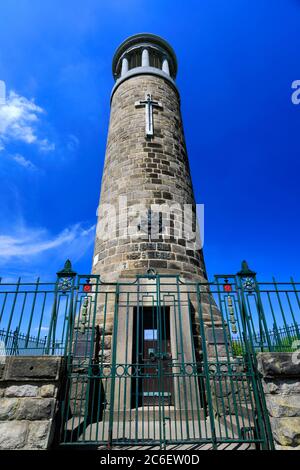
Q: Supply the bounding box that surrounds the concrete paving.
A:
[64,405,257,450]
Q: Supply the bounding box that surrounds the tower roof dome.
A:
[112,33,178,82]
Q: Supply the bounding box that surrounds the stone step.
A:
[66,413,257,449]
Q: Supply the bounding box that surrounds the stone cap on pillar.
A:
[111,33,178,96]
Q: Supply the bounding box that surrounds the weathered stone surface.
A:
[70,380,88,400]
[3,356,62,381]
[0,356,65,449]
[0,421,28,449]
[40,384,56,398]
[15,398,54,421]
[263,378,300,396]
[5,385,38,398]
[259,353,300,449]
[92,74,207,284]
[207,344,229,359]
[257,353,300,378]
[102,336,112,349]
[0,398,19,420]
[266,395,300,418]
[26,421,51,449]
[206,328,227,345]
[271,417,300,447]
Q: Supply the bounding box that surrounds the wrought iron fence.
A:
[232,324,300,356]
[0,260,299,358]
[0,264,76,356]
[213,264,300,356]
[0,328,48,356]
[1,260,299,449]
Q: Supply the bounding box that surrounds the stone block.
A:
[26,421,51,449]
[5,385,39,398]
[206,328,227,345]
[266,395,300,418]
[69,379,88,399]
[271,417,300,447]
[40,384,56,398]
[257,353,300,378]
[15,398,54,421]
[263,378,300,396]
[4,356,62,381]
[0,398,19,420]
[207,344,229,359]
[0,421,28,449]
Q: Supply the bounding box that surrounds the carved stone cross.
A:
[135,93,163,136]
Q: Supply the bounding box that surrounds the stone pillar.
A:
[257,352,300,450]
[142,48,150,67]
[121,56,129,77]
[162,57,170,75]
[0,356,65,450]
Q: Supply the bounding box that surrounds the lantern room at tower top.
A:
[111,33,178,94]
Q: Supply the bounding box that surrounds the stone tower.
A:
[79,35,223,429]
[92,33,207,283]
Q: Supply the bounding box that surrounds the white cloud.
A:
[12,154,37,170]
[0,80,5,105]
[0,223,95,261]
[39,139,56,152]
[34,326,49,333]
[0,90,55,152]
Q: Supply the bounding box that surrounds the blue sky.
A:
[0,0,299,281]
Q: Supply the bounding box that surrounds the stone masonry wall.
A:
[91,73,222,373]
[93,74,207,282]
[0,356,65,450]
[257,352,300,450]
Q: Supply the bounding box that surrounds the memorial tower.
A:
[92,33,207,283]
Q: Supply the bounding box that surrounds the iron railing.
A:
[0,261,299,357]
[0,273,74,356]
[1,260,298,449]
[232,324,300,356]
[0,327,48,356]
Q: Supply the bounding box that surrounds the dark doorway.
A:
[131,306,173,408]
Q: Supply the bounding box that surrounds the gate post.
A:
[236,261,275,450]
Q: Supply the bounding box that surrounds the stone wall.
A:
[257,352,300,450]
[0,356,65,450]
[93,73,207,283]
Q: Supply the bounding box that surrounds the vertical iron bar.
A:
[108,284,119,449]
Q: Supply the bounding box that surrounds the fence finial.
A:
[57,259,77,278]
[237,260,256,277]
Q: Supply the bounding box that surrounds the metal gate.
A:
[59,264,279,449]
